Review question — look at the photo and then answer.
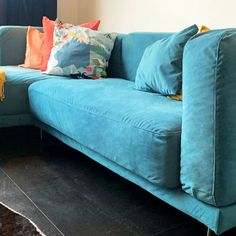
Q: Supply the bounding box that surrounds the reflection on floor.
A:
[0,126,234,236]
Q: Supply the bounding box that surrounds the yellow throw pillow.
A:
[168,94,182,101]
[200,25,210,33]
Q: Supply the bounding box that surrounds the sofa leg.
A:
[39,128,43,141]
[207,228,212,236]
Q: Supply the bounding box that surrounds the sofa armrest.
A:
[181,29,236,207]
[0,26,29,66]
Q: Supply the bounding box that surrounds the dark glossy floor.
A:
[0,126,235,236]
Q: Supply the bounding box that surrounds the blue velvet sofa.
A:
[1,26,236,235]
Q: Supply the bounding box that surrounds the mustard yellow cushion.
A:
[200,25,210,33]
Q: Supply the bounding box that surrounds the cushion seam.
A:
[29,88,181,136]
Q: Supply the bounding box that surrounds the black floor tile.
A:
[0,167,63,235]
[0,142,192,235]
[0,126,235,236]
[155,221,206,236]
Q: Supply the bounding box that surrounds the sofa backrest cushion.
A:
[107,32,172,81]
[181,29,236,207]
[0,26,42,66]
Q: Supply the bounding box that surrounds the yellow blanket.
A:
[0,70,6,101]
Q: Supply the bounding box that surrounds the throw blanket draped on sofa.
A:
[0,70,5,101]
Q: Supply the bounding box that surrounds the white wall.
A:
[58,0,236,32]
[57,0,79,24]
[57,0,92,25]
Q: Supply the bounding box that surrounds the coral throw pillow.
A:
[40,17,55,71]
[21,26,44,69]
[80,20,101,30]
[40,17,101,71]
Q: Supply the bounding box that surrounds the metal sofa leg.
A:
[40,128,43,141]
[207,228,212,236]
[39,128,45,154]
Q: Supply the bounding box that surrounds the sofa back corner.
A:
[107,32,172,81]
[0,26,42,66]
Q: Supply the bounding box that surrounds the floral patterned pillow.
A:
[45,21,117,79]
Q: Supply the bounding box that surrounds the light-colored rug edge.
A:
[0,201,46,236]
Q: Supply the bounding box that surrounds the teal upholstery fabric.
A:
[29,78,182,188]
[0,66,69,127]
[181,29,236,207]
[135,25,199,95]
[36,120,236,235]
[107,32,172,81]
[4,26,236,235]
[0,26,44,127]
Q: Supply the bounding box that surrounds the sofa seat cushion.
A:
[29,78,182,188]
[0,66,70,116]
